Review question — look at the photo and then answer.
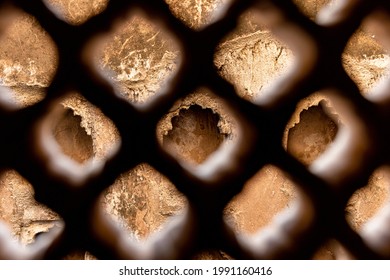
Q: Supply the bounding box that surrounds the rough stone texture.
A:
[53,108,94,164]
[287,103,338,166]
[60,93,120,161]
[163,105,225,165]
[44,0,109,25]
[157,89,238,163]
[0,0,389,261]
[0,11,60,246]
[0,92,120,248]
[214,11,292,100]
[102,164,187,240]
[225,165,296,234]
[100,15,180,104]
[0,10,57,107]
[165,0,232,30]
[346,167,390,231]
[292,0,331,19]
[157,90,238,141]
[0,170,58,245]
[343,53,389,96]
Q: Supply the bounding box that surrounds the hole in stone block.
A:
[35,93,120,185]
[52,108,94,164]
[0,7,58,108]
[94,12,181,106]
[284,94,339,166]
[59,93,121,162]
[305,91,372,187]
[101,164,187,241]
[162,105,225,165]
[43,0,109,25]
[49,93,120,164]
[157,89,241,179]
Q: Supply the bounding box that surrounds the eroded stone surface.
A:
[287,103,338,166]
[0,170,58,245]
[53,108,94,164]
[225,165,296,234]
[292,0,331,19]
[157,89,238,143]
[45,0,108,25]
[165,0,232,30]
[343,54,389,95]
[163,105,225,165]
[100,15,180,104]
[102,164,186,240]
[0,11,57,107]
[0,0,389,261]
[346,167,390,231]
[214,11,292,101]
[61,93,120,161]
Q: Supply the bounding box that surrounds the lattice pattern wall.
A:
[0,0,390,259]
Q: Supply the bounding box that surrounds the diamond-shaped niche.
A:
[52,107,94,165]
[35,93,120,183]
[214,9,293,102]
[95,12,181,105]
[54,93,120,163]
[224,165,297,235]
[284,93,339,167]
[161,104,225,165]
[157,88,238,169]
[224,165,319,259]
[101,164,187,241]
[0,8,58,108]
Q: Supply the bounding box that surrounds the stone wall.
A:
[0,0,389,259]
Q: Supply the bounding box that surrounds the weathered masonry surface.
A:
[0,0,390,260]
